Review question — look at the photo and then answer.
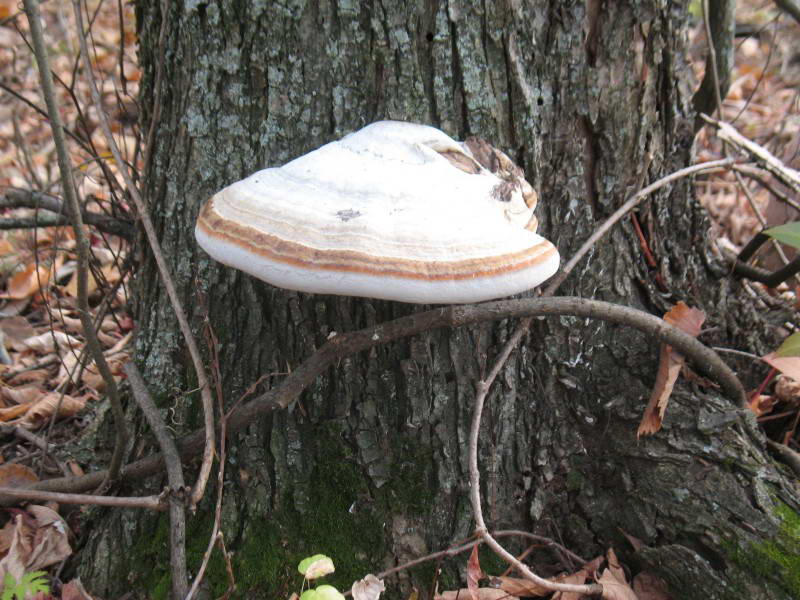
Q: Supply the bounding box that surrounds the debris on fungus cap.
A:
[195,121,559,304]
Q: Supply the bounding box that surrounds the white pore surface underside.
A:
[196,225,560,304]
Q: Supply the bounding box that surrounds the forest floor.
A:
[0,1,799,599]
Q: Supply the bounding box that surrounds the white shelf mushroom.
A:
[195,121,559,304]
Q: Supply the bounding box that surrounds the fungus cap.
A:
[195,121,559,304]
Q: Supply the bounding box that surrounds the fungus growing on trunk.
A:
[195,121,559,304]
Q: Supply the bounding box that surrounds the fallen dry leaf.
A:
[7,368,53,387]
[22,331,82,355]
[597,548,637,600]
[0,238,14,256]
[497,562,600,600]
[0,263,54,300]
[618,529,645,553]
[11,392,86,429]
[64,262,121,298]
[550,568,593,599]
[0,464,38,490]
[0,316,36,349]
[0,402,36,422]
[638,302,705,437]
[55,314,85,336]
[81,351,128,392]
[0,505,72,585]
[96,328,120,348]
[762,352,800,383]
[494,575,549,597]
[1,385,41,406]
[25,505,72,569]
[598,568,638,600]
[56,352,82,388]
[67,461,85,477]
[605,549,627,584]
[467,544,483,600]
[748,394,778,417]
[351,574,385,600]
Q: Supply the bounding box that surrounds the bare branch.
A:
[544,158,734,295]
[2,296,746,503]
[70,0,216,512]
[0,486,166,510]
[701,114,800,195]
[1,187,135,239]
[125,362,188,600]
[23,0,129,482]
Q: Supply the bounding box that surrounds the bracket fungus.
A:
[195,121,559,304]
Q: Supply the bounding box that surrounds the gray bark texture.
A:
[77,1,800,599]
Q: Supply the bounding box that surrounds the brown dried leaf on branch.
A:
[490,554,603,599]
[638,302,705,437]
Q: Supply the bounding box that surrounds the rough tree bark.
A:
[78,1,799,598]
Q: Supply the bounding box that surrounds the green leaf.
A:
[1,574,15,600]
[777,332,800,357]
[298,554,335,579]
[764,223,800,251]
[1,571,49,600]
[300,590,320,600]
[315,585,346,600]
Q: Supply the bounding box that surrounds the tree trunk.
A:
[78,1,799,598]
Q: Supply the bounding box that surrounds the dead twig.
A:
[367,530,586,589]
[1,296,746,504]
[463,155,735,593]
[732,164,800,214]
[467,381,600,596]
[71,0,216,511]
[23,0,129,484]
[701,114,800,195]
[0,486,166,510]
[0,188,135,239]
[125,362,188,600]
[544,158,734,295]
[185,319,228,600]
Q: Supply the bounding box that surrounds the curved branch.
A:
[2,296,746,503]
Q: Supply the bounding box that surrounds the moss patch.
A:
[375,436,434,515]
[724,500,800,597]
[125,514,172,598]
[187,426,384,598]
